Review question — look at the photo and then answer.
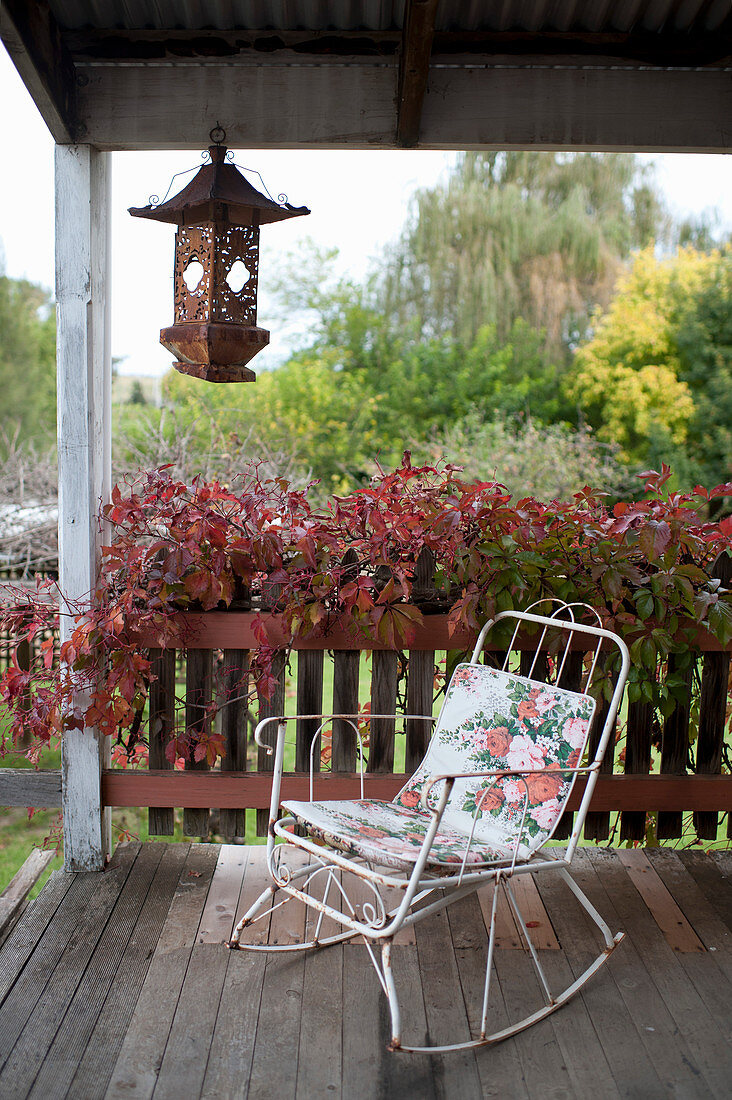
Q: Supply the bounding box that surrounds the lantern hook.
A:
[209,122,227,146]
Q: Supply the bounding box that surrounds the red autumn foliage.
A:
[1,456,731,766]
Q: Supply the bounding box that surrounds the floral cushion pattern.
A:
[281,662,595,873]
[281,798,516,873]
[394,664,595,852]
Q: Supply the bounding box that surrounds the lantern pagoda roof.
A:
[129,145,310,227]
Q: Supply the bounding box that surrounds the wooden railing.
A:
[93,610,732,844]
[1,607,730,842]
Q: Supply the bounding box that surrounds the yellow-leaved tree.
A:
[566,247,721,469]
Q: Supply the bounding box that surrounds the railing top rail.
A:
[136,610,731,653]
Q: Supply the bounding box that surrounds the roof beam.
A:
[1,0,79,142]
[399,0,439,147]
[74,61,731,152]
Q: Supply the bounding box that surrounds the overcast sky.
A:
[1,45,731,378]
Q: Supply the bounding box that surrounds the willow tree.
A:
[381,152,665,363]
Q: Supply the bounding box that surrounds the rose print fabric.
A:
[394,664,595,850]
[280,798,515,873]
[282,662,595,874]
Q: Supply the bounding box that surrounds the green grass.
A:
[0,746,64,897]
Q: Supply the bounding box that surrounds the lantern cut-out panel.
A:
[129,132,309,382]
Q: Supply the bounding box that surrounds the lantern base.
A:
[172,361,257,383]
[160,321,269,383]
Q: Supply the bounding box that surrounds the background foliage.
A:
[0,152,730,554]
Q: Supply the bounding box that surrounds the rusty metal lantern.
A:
[129,126,309,382]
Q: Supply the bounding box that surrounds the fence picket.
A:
[406,651,433,773]
[694,650,729,839]
[406,548,435,772]
[620,700,654,842]
[553,651,584,841]
[148,648,176,836]
[695,553,732,840]
[256,652,286,836]
[332,651,360,772]
[658,655,693,840]
[369,651,398,773]
[296,651,325,774]
[183,649,213,837]
[583,695,613,842]
[219,648,249,839]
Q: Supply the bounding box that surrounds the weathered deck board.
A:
[0,844,139,1088]
[645,848,732,963]
[66,844,190,1100]
[0,868,75,998]
[247,880,308,1098]
[577,848,724,1100]
[104,844,219,1100]
[447,895,529,1098]
[535,865,665,1099]
[25,844,167,1100]
[342,944,437,1099]
[414,908,483,1092]
[0,842,731,1099]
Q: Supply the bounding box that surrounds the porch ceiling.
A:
[1,1,731,150]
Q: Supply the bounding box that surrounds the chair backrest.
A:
[394,603,629,859]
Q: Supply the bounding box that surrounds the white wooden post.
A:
[55,144,112,871]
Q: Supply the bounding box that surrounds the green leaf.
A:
[640,636,657,667]
[635,590,654,621]
[707,600,732,646]
[640,679,656,704]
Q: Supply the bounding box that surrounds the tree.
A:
[0,264,56,453]
[566,246,729,482]
[674,248,732,491]
[127,379,147,406]
[160,355,380,498]
[380,152,667,364]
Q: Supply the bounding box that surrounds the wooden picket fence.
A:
[1,568,730,841]
[98,606,732,845]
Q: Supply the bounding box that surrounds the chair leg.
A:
[480,868,501,1039]
[381,940,402,1051]
[227,881,278,948]
[556,865,617,949]
[391,869,624,1054]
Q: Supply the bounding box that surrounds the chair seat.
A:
[281,798,522,874]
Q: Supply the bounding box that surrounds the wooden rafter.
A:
[1,0,78,143]
[396,0,439,147]
[61,27,732,68]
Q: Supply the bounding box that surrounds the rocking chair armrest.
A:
[254,713,435,751]
[419,763,599,810]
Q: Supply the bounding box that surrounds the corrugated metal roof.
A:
[51,2,405,32]
[48,0,732,34]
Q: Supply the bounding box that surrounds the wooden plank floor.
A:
[0,843,731,1100]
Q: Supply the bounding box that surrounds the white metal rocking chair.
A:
[229,602,630,1054]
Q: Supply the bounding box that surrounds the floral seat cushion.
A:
[394,664,596,853]
[282,663,596,873]
[281,798,518,873]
